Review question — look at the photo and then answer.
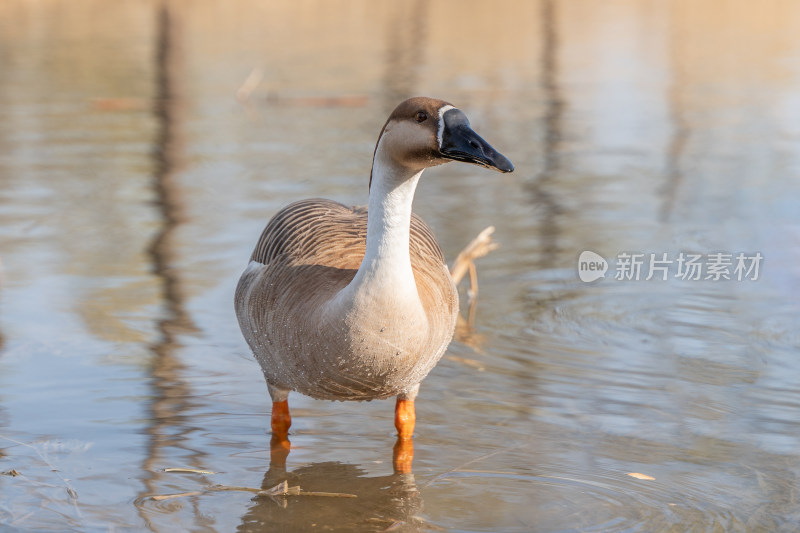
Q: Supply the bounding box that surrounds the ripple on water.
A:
[422,456,747,533]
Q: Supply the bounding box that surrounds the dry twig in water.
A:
[449,226,499,300]
[163,467,218,474]
[0,434,82,517]
[145,480,356,504]
[421,444,524,489]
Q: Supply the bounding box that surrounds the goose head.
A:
[370,97,514,186]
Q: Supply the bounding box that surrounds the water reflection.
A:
[526,0,564,270]
[139,1,204,526]
[238,462,421,533]
[659,25,689,223]
[381,0,429,110]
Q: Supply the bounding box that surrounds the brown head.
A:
[369,97,514,189]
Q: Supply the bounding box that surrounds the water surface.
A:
[1,1,799,531]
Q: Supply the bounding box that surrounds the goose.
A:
[235,97,513,449]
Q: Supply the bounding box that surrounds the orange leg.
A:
[394,397,416,440]
[271,400,292,439]
[393,397,416,473]
[270,400,292,467]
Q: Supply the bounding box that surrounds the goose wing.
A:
[248,198,446,270]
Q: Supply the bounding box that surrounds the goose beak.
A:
[439,108,514,173]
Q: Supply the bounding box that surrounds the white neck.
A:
[351,149,423,295]
[320,129,432,328]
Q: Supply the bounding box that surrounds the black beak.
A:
[439,108,514,173]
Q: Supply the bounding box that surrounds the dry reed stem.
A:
[146,478,357,502]
[449,226,499,296]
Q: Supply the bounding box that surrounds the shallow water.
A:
[1,1,800,531]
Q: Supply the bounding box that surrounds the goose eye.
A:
[415,111,428,123]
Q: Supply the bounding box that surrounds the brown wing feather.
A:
[249,198,446,269]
